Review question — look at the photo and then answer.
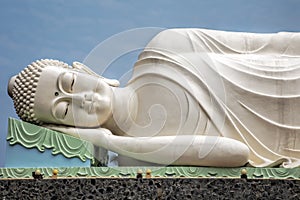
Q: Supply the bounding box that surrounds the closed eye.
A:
[54,101,70,120]
[70,77,75,92]
[64,103,69,117]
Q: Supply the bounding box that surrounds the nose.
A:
[83,93,101,101]
[80,93,100,113]
[80,93,98,108]
[83,93,92,102]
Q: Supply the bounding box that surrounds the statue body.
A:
[8,29,300,168]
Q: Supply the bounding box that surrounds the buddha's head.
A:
[8,59,119,127]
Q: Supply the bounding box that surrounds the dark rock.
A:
[0,178,299,199]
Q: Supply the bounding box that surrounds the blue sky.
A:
[1,0,300,166]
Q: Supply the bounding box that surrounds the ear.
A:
[72,61,120,87]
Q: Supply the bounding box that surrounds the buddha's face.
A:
[33,67,113,127]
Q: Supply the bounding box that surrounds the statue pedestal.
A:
[5,143,91,168]
[2,118,299,180]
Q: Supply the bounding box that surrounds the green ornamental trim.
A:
[0,167,299,179]
[7,118,94,163]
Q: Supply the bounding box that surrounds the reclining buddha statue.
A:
[8,29,300,168]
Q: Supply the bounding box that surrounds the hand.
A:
[42,124,78,136]
[42,124,113,147]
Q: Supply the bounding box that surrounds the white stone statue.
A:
[8,29,300,168]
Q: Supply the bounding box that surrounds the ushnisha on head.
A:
[8,59,119,126]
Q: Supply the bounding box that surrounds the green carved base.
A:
[6,118,95,167]
[0,166,299,179]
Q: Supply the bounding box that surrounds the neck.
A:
[102,86,137,135]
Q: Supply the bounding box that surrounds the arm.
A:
[43,124,111,147]
[44,125,249,167]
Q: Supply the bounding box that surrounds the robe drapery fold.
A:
[129,29,300,168]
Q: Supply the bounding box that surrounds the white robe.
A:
[128,29,300,168]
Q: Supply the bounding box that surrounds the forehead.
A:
[38,66,95,82]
